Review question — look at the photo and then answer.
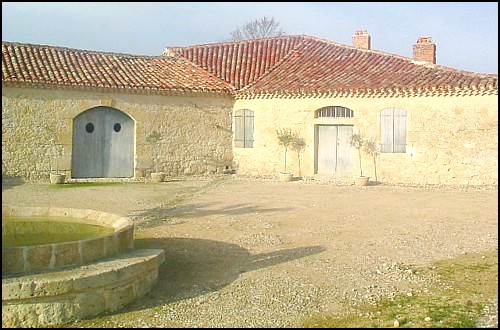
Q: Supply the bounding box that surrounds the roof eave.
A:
[2,81,236,98]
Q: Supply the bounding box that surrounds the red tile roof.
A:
[172,35,498,98]
[166,35,306,90]
[2,42,234,95]
[2,35,498,98]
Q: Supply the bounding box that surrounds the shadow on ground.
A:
[2,174,25,192]
[120,237,326,313]
[131,201,294,229]
[367,180,383,186]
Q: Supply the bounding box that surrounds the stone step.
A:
[2,248,165,328]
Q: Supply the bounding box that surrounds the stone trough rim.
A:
[2,206,134,276]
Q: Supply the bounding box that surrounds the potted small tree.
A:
[350,132,369,186]
[276,128,295,182]
[291,134,306,179]
[146,130,165,182]
[363,139,380,183]
[49,136,66,184]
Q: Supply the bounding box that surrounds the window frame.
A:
[234,109,254,148]
[380,107,407,153]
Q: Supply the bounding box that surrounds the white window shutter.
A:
[393,108,407,153]
[380,108,394,153]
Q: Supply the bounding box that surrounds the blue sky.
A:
[2,2,498,74]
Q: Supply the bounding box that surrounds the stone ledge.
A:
[2,248,165,328]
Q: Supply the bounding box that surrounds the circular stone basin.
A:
[3,216,114,247]
[2,206,134,276]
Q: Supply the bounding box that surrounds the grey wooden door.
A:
[72,107,134,178]
[315,125,353,175]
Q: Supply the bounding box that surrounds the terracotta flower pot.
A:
[49,173,66,184]
[279,172,293,182]
[151,172,165,182]
[354,176,369,186]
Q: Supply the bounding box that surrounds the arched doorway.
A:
[72,106,134,178]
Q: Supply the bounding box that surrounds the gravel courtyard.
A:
[2,175,498,327]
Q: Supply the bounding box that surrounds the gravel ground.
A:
[477,300,498,328]
[2,175,498,328]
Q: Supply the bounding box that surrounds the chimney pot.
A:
[353,30,371,50]
[162,47,179,57]
[413,36,436,64]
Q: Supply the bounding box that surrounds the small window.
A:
[315,106,354,118]
[380,107,407,153]
[85,123,94,133]
[113,123,121,132]
[234,109,254,148]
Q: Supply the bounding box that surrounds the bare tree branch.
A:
[230,16,286,41]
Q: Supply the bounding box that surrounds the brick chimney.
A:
[162,47,180,57]
[413,37,436,64]
[352,30,371,50]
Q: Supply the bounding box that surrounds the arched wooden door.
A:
[72,106,134,178]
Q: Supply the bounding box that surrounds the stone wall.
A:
[233,93,498,185]
[3,86,497,186]
[2,87,234,181]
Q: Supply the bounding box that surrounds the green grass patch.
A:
[49,182,134,188]
[302,250,498,328]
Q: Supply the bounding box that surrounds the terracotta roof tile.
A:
[3,35,497,98]
[166,35,305,89]
[171,35,498,97]
[2,42,234,94]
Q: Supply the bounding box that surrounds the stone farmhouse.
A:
[2,30,498,185]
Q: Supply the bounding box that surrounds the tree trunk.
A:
[358,149,363,177]
[284,147,288,172]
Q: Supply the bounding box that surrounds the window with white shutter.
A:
[234,109,254,148]
[380,107,407,153]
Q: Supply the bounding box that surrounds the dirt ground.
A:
[2,175,498,327]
